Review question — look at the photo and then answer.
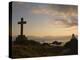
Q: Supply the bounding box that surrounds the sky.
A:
[12,2,78,40]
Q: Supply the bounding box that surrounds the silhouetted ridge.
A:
[12,34,78,58]
[14,35,40,46]
[52,41,62,45]
[64,34,78,54]
[14,35,28,44]
[42,43,50,47]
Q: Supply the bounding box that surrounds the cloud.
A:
[32,8,57,16]
[32,4,77,16]
[32,4,78,27]
[49,15,78,28]
[66,16,78,26]
[48,4,78,15]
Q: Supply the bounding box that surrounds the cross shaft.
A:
[18,17,26,35]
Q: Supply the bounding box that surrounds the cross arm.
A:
[18,21,27,24]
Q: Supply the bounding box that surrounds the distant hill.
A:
[26,35,72,44]
[12,35,72,45]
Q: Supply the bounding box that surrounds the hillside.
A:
[10,34,78,58]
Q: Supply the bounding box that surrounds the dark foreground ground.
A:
[10,34,78,58]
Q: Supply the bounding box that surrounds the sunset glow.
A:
[12,2,78,40]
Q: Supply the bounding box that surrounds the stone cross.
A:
[18,17,26,35]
